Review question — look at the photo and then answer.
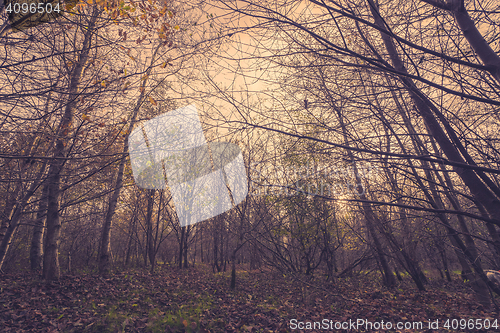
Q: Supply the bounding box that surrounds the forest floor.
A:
[0,265,498,332]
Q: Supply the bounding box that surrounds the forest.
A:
[1,0,500,331]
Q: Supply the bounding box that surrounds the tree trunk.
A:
[368,0,500,304]
[213,221,220,272]
[98,45,161,275]
[183,225,190,268]
[364,211,396,288]
[125,212,137,267]
[30,183,48,272]
[152,191,163,271]
[179,226,185,269]
[322,73,395,288]
[230,250,237,289]
[0,167,45,272]
[222,222,226,272]
[385,74,474,288]
[365,76,429,290]
[394,264,403,282]
[438,245,452,282]
[369,0,500,226]
[0,186,18,247]
[43,154,64,281]
[43,10,98,281]
[200,226,204,263]
[145,190,155,273]
[0,139,48,272]
[451,2,500,83]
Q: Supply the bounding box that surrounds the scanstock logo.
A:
[128,104,248,227]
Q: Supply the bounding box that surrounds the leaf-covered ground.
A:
[1,265,498,332]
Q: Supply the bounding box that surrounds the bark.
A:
[30,183,48,272]
[43,160,63,281]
